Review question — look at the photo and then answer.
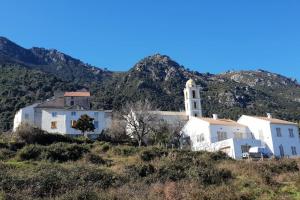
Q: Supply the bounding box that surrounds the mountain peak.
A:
[132,53,182,73]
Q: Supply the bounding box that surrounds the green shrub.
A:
[268,159,299,173]
[140,147,168,161]
[127,163,156,178]
[0,148,16,160]
[113,146,139,156]
[0,142,9,149]
[15,124,92,145]
[101,143,110,152]
[41,143,89,162]
[18,143,89,162]
[58,188,100,200]
[0,162,122,198]
[8,141,25,151]
[85,153,106,165]
[158,163,186,181]
[18,144,43,160]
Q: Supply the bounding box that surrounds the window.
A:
[196,134,204,142]
[291,146,297,155]
[193,102,197,109]
[234,132,244,139]
[194,113,197,117]
[217,131,227,141]
[94,112,99,117]
[71,120,76,128]
[51,121,57,129]
[71,111,76,116]
[279,145,284,157]
[24,113,29,119]
[70,101,74,106]
[52,112,57,117]
[192,90,196,98]
[94,121,99,129]
[289,129,294,138]
[276,128,282,137]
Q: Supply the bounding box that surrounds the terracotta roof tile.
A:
[64,92,90,97]
[249,116,297,125]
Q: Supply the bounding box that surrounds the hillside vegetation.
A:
[0,37,300,132]
[0,127,299,200]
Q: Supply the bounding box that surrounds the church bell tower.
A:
[184,79,202,118]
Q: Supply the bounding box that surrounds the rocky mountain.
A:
[0,37,299,131]
[0,37,111,84]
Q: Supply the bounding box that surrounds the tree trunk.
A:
[138,140,142,147]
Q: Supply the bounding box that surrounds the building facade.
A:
[238,114,300,157]
[13,91,111,138]
[181,114,262,159]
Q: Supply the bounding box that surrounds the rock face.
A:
[0,36,299,131]
[0,37,110,83]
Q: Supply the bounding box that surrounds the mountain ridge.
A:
[0,36,299,131]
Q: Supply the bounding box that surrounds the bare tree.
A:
[121,99,157,147]
[104,117,128,142]
[169,120,185,147]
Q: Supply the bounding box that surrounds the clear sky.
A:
[0,0,300,80]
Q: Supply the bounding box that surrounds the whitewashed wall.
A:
[13,104,38,131]
[238,115,300,157]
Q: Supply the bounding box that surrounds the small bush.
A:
[0,149,16,160]
[18,143,89,162]
[113,146,139,156]
[15,124,92,145]
[158,163,186,181]
[101,143,110,152]
[18,144,43,160]
[85,153,106,165]
[42,143,89,162]
[58,188,100,200]
[140,147,168,161]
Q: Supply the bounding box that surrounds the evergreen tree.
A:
[73,114,95,137]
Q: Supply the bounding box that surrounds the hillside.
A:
[0,37,299,131]
[0,129,299,199]
[0,37,111,84]
[0,64,81,130]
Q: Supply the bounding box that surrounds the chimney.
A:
[267,113,272,119]
[212,114,218,120]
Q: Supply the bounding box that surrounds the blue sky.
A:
[0,0,300,80]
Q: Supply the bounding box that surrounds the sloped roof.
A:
[198,117,246,127]
[246,116,297,125]
[36,97,65,108]
[64,92,90,97]
[150,111,186,116]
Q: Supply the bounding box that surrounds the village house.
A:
[13,91,112,138]
[238,114,300,157]
[181,114,262,159]
[179,79,300,159]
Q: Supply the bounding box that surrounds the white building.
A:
[181,114,262,159]
[238,114,300,158]
[13,91,112,138]
[181,79,300,159]
[184,79,202,117]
